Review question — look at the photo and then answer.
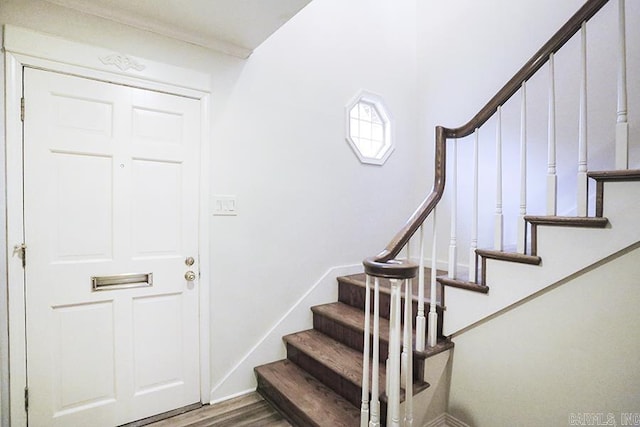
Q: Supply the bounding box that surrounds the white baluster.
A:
[401,280,408,390]
[495,106,504,251]
[428,209,438,348]
[616,0,629,170]
[403,279,414,427]
[388,279,402,427]
[577,21,588,217]
[406,238,411,263]
[547,53,558,216]
[448,139,458,279]
[360,275,371,427]
[415,224,426,351]
[369,277,380,427]
[517,83,527,253]
[400,291,413,389]
[469,129,479,282]
[385,358,390,412]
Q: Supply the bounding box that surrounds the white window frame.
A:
[345,90,394,165]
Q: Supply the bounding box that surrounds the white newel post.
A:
[577,21,588,217]
[428,209,438,347]
[415,225,426,351]
[616,0,629,170]
[448,139,458,279]
[517,83,527,253]
[495,106,504,251]
[361,275,371,427]
[469,129,479,282]
[547,53,558,216]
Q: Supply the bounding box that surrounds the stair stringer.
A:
[443,179,640,336]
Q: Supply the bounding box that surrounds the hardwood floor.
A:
[145,393,291,427]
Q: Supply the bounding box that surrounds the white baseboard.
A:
[424,413,472,427]
[209,263,362,403]
[209,388,255,405]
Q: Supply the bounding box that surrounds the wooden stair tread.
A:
[284,330,430,405]
[524,215,609,227]
[313,301,393,343]
[255,360,360,427]
[338,271,443,306]
[437,275,489,294]
[284,329,384,391]
[588,169,640,181]
[476,249,541,265]
[311,302,453,359]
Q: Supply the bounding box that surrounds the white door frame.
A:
[2,25,211,427]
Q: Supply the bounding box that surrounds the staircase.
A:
[254,272,453,426]
[252,170,640,426]
[254,0,637,424]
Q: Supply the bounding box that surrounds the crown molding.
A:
[42,0,253,59]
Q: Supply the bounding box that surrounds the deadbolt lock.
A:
[185,256,195,266]
[185,271,196,281]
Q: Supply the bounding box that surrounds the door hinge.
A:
[14,243,27,268]
[24,387,29,411]
[20,97,25,122]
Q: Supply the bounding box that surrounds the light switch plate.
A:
[211,195,238,216]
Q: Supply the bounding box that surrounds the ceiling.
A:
[43,0,312,58]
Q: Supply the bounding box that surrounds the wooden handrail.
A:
[448,0,608,139]
[371,126,446,265]
[369,0,610,269]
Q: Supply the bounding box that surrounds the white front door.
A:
[23,68,201,426]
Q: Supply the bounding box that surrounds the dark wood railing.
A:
[364,0,610,278]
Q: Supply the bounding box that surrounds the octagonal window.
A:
[346,91,394,165]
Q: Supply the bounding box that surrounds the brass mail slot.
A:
[91,272,153,291]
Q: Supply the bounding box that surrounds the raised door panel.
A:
[52,301,116,416]
[51,153,113,262]
[131,159,182,258]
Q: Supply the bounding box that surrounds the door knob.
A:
[185,271,196,281]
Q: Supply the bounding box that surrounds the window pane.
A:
[371,107,382,124]
[372,123,383,143]
[371,140,384,157]
[360,121,372,140]
[349,105,359,119]
[350,118,360,138]
[360,103,371,121]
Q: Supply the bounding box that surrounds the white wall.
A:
[448,243,640,426]
[208,0,423,399]
[0,0,425,413]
